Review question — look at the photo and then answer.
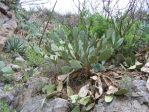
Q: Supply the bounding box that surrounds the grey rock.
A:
[42,98,70,112]
[93,97,149,112]
[132,79,149,104]
[21,97,70,112]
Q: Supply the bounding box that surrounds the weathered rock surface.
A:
[0,2,17,51]
[93,79,149,112]
[21,97,70,112]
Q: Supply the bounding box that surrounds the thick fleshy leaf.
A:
[104,95,113,103]
[1,67,14,74]
[71,105,80,112]
[79,96,90,105]
[115,88,129,96]
[112,31,116,44]
[61,66,73,74]
[78,84,89,97]
[86,103,95,111]
[69,60,82,69]
[42,84,56,94]
[70,95,79,103]
[98,48,113,61]
[0,61,5,69]
[117,38,124,47]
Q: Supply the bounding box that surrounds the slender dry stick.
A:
[38,0,57,47]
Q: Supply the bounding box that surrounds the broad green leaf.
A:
[71,105,80,112]
[115,88,128,96]
[79,96,90,105]
[42,84,56,95]
[61,66,73,74]
[117,38,124,47]
[112,31,116,44]
[69,60,82,69]
[104,95,113,103]
[86,103,95,111]
[72,27,79,39]
[70,95,79,104]
[98,48,113,61]
[0,61,5,69]
[1,67,14,74]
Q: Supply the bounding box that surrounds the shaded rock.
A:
[0,2,9,11]
[13,77,51,111]
[93,79,149,112]
[93,97,149,112]
[132,79,149,104]
[20,96,43,112]
[21,97,70,112]
[42,98,70,112]
[0,88,15,104]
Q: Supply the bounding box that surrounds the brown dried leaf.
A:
[95,76,103,97]
[106,85,118,95]
[141,62,149,73]
[78,84,89,97]
[90,75,98,80]
[57,74,69,81]
[57,81,63,92]
[67,86,74,96]
[94,92,101,100]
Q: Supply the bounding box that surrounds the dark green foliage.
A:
[25,45,44,67]
[88,13,109,37]
[3,37,27,54]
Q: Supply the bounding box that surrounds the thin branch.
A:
[38,0,57,47]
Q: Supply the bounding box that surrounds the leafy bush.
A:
[3,37,27,55]
[46,26,115,73]
[25,45,45,67]
[0,61,14,82]
[88,13,109,38]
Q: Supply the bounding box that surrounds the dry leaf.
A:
[94,92,101,99]
[67,86,74,96]
[95,76,103,98]
[57,81,63,92]
[57,74,69,81]
[146,77,149,92]
[141,62,149,73]
[90,75,98,80]
[106,85,118,95]
[78,84,89,97]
